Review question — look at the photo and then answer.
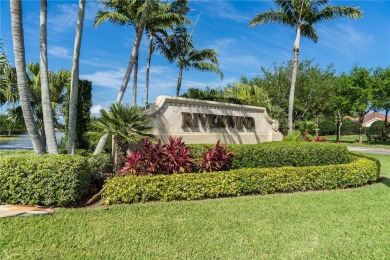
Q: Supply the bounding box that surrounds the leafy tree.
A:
[249,0,362,134]
[372,67,390,135]
[10,0,45,154]
[328,73,353,142]
[342,66,374,143]
[158,26,223,96]
[67,0,86,155]
[40,0,58,154]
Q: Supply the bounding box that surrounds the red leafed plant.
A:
[199,140,234,172]
[313,136,327,142]
[119,136,193,176]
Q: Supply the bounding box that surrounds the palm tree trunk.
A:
[176,67,183,97]
[67,0,86,155]
[10,0,45,155]
[94,0,150,155]
[145,33,153,108]
[116,0,150,103]
[288,25,301,134]
[93,133,109,155]
[132,52,138,107]
[40,0,58,154]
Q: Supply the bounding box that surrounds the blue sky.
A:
[1,0,389,115]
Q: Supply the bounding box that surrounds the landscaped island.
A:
[0,141,380,206]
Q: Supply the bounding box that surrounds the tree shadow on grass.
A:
[379,176,390,187]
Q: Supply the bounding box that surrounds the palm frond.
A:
[191,62,223,80]
[249,10,294,27]
[314,6,362,22]
[300,23,318,42]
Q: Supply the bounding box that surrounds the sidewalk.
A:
[347,146,390,155]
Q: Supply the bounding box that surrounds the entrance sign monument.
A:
[145,96,283,144]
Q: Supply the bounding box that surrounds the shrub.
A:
[88,153,113,181]
[0,153,90,206]
[366,121,389,143]
[101,155,379,205]
[318,120,336,135]
[189,142,350,170]
[283,130,304,142]
[198,140,234,172]
[120,136,193,176]
[340,121,360,135]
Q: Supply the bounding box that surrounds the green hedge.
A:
[189,142,350,169]
[318,120,336,135]
[341,121,361,135]
[0,153,90,206]
[101,155,379,205]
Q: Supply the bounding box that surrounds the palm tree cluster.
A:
[5,0,365,156]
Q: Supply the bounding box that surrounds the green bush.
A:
[366,121,389,143]
[101,155,379,205]
[88,153,113,181]
[341,121,361,135]
[318,120,336,135]
[189,142,350,169]
[0,153,90,206]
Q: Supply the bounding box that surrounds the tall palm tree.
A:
[92,103,153,172]
[95,0,151,104]
[159,26,223,97]
[8,64,70,146]
[10,0,45,154]
[68,0,86,155]
[144,0,190,107]
[40,0,58,154]
[249,0,362,134]
[94,0,151,154]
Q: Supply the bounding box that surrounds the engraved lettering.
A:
[181,112,193,127]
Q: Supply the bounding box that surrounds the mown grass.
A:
[322,135,390,149]
[1,153,389,259]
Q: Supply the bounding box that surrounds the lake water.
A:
[0,132,65,150]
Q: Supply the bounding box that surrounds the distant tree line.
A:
[181,59,390,143]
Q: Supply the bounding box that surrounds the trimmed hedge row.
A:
[0,153,90,206]
[101,155,379,205]
[189,142,350,169]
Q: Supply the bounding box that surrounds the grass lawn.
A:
[0,135,19,142]
[1,153,390,259]
[322,135,390,149]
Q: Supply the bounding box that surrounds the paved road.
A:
[347,146,390,155]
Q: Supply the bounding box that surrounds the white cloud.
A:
[48,46,72,59]
[205,1,251,22]
[48,2,98,33]
[80,68,127,89]
[317,23,374,57]
[90,105,105,116]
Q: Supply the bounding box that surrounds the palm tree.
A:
[95,0,151,104]
[40,0,58,154]
[10,0,45,154]
[144,0,190,107]
[249,0,362,134]
[92,103,153,172]
[94,0,151,154]
[159,26,223,96]
[0,44,18,106]
[67,0,86,155]
[7,64,70,147]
